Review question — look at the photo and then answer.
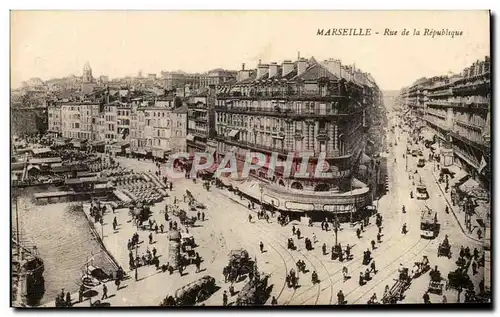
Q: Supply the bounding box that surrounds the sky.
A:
[11,10,490,90]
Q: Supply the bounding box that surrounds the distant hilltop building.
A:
[81,62,97,96]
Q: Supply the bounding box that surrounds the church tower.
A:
[81,61,96,96]
[83,62,93,83]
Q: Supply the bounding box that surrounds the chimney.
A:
[297,58,308,76]
[256,63,269,79]
[258,59,262,66]
[297,51,300,60]
[268,62,278,78]
[282,60,294,77]
[242,63,245,71]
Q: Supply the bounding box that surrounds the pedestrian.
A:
[321,221,325,231]
[356,228,361,239]
[360,223,364,232]
[115,277,121,290]
[202,212,205,221]
[260,241,264,253]
[345,244,351,260]
[378,226,382,235]
[79,284,84,303]
[152,247,157,258]
[197,211,201,220]
[342,266,349,281]
[160,224,164,233]
[154,224,158,234]
[370,261,377,274]
[196,260,201,273]
[365,268,371,281]
[223,291,228,306]
[337,290,345,305]
[271,296,278,305]
[65,292,72,307]
[472,262,478,275]
[442,295,447,304]
[371,240,376,250]
[101,284,108,300]
[297,229,301,239]
[322,243,327,255]
[377,232,382,243]
[149,232,153,244]
[423,291,430,304]
[312,233,317,243]
[359,272,364,286]
[292,225,296,235]
[477,228,483,239]
[169,221,173,231]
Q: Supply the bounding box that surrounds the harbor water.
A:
[14,187,116,305]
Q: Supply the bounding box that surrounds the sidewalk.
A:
[429,164,486,244]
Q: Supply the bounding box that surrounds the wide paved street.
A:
[43,115,485,307]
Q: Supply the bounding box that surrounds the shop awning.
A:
[360,153,371,165]
[91,141,106,147]
[32,147,52,155]
[71,139,82,148]
[446,165,469,182]
[29,157,62,165]
[459,178,480,193]
[323,204,356,213]
[351,177,367,189]
[186,134,195,142]
[152,148,166,158]
[228,129,240,138]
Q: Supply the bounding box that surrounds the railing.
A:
[214,106,359,117]
[215,135,353,159]
[216,90,345,100]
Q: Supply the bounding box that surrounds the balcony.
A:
[214,105,362,118]
[426,111,447,120]
[216,90,347,102]
[215,135,353,159]
[426,100,450,107]
[448,101,489,110]
[454,119,483,131]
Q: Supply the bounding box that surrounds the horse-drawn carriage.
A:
[382,266,411,304]
[160,275,217,306]
[224,249,255,283]
[438,240,452,258]
[236,274,270,306]
[428,267,445,294]
[177,209,197,227]
[180,232,196,256]
[411,256,431,279]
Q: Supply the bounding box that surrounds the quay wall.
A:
[80,204,120,271]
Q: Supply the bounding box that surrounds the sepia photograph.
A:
[9,10,491,308]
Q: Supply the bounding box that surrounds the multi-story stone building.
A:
[47,102,62,136]
[213,56,380,220]
[405,56,491,188]
[171,105,188,153]
[162,70,236,91]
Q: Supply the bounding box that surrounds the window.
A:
[75,123,80,129]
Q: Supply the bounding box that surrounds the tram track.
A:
[348,238,436,304]
[199,188,299,304]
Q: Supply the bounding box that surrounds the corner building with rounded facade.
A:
[213,56,382,221]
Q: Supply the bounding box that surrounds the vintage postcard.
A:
[10,10,491,308]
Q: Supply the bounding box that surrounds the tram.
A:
[420,208,439,239]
